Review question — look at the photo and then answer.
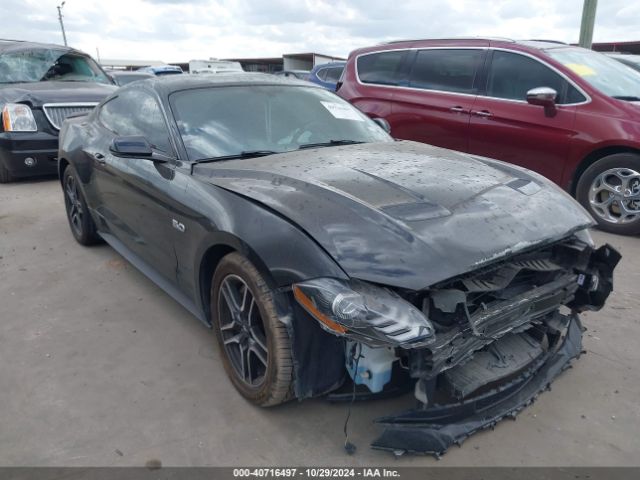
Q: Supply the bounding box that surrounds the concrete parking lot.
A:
[1,178,639,467]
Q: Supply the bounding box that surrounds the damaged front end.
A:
[293,233,620,456]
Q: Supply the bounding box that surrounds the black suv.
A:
[0,41,116,182]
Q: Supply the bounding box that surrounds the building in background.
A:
[115,52,344,74]
[222,52,345,73]
[99,59,165,70]
[101,52,346,73]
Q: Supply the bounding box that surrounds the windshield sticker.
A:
[320,101,364,121]
[565,63,596,77]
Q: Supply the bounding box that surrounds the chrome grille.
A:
[42,103,98,130]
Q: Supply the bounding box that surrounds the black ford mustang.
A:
[58,74,620,456]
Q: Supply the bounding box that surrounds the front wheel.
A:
[211,252,294,406]
[576,153,640,235]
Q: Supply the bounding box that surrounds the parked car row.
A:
[188,59,244,74]
[337,38,640,235]
[138,64,184,76]
[274,69,310,80]
[273,62,347,91]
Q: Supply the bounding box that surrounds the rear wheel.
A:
[63,166,101,245]
[211,252,293,407]
[576,153,640,235]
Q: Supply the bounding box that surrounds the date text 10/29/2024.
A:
[233,469,400,478]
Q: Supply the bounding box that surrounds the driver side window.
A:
[486,51,585,105]
[99,89,172,153]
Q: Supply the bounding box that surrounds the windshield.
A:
[0,48,111,84]
[547,47,640,100]
[170,85,392,161]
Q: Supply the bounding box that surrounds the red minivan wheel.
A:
[576,153,640,235]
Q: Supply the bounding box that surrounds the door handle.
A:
[472,110,492,118]
[83,149,106,164]
[449,106,467,113]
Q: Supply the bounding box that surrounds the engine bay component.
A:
[372,315,584,457]
[442,331,544,399]
[345,342,397,394]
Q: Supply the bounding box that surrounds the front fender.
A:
[186,184,349,399]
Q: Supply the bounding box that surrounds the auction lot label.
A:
[0,468,638,480]
[234,468,397,477]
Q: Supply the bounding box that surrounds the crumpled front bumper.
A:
[371,315,584,457]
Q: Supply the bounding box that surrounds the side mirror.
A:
[372,117,391,134]
[110,136,153,157]
[526,87,557,116]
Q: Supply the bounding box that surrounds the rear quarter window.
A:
[316,68,328,81]
[357,50,408,86]
[325,67,343,83]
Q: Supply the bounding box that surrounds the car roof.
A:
[312,61,346,69]
[349,37,578,57]
[606,52,640,59]
[0,39,83,55]
[131,72,321,96]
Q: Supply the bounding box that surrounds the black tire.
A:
[576,153,640,236]
[211,252,293,407]
[0,162,13,183]
[62,166,101,245]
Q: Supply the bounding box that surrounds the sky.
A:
[1,0,639,63]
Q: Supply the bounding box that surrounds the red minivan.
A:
[338,38,640,235]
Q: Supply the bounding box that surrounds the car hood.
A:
[0,81,116,107]
[193,141,594,290]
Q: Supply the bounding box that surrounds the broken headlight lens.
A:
[2,103,37,132]
[292,278,435,348]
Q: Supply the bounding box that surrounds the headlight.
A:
[292,277,435,348]
[2,103,38,132]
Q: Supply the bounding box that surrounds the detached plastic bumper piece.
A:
[371,315,584,457]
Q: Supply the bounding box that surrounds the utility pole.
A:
[57,1,67,46]
[578,0,597,49]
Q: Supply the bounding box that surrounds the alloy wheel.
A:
[64,174,84,235]
[588,167,640,224]
[217,274,269,387]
